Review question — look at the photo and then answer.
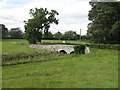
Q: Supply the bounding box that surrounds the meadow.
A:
[2,39,118,88]
[2,39,68,65]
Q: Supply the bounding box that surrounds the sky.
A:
[0,0,92,35]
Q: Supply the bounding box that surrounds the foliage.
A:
[81,35,89,40]
[74,44,86,54]
[90,0,118,2]
[0,24,23,39]
[87,2,120,44]
[24,8,59,44]
[43,31,54,39]
[54,31,63,40]
[63,30,77,40]
[9,27,23,39]
[86,43,120,50]
[0,24,8,39]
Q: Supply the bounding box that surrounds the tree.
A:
[43,31,54,39]
[63,30,77,40]
[99,0,117,2]
[9,27,23,39]
[24,8,59,44]
[0,24,8,39]
[87,2,120,44]
[54,31,62,40]
[90,0,117,2]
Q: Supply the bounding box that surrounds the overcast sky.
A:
[0,0,92,35]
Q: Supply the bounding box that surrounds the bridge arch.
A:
[59,50,67,54]
[70,51,74,54]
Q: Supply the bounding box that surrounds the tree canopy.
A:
[63,30,77,40]
[54,31,62,40]
[9,27,23,39]
[87,2,120,44]
[43,31,54,39]
[24,8,59,44]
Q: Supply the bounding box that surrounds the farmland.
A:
[2,39,118,88]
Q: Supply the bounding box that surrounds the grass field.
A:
[2,39,118,88]
[2,39,67,65]
[2,39,37,54]
[41,39,89,44]
[2,39,88,54]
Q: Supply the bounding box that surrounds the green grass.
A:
[2,39,88,53]
[42,39,89,44]
[0,40,2,53]
[2,39,88,54]
[2,39,118,88]
[2,48,118,88]
[2,39,37,54]
[2,39,68,65]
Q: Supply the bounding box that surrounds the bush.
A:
[85,44,120,50]
[28,38,37,44]
[74,44,85,54]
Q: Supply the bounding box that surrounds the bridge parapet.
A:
[29,44,75,54]
[29,44,90,54]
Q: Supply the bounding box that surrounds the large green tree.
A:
[24,8,59,44]
[87,2,120,44]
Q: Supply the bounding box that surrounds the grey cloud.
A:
[0,15,22,23]
[0,0,91,35]
[59,12,89,25]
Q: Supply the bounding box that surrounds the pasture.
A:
[2,39,118,88]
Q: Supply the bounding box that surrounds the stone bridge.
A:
[29,44,75,54]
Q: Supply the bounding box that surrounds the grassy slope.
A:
[2,49,118,88]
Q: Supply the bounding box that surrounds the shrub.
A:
[74,44,85,54]
[28,38,37,44]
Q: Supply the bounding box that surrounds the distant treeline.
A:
[0,24,88,40]
[0,24,24,39]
